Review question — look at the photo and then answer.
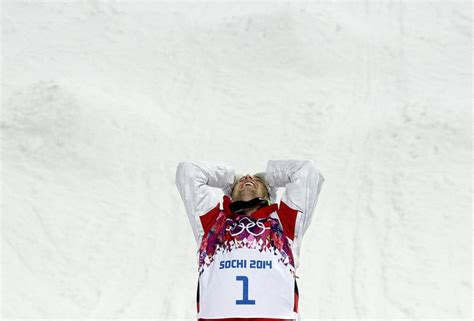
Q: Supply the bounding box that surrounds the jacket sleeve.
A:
[175,161,235,244]
[265,160,325,262]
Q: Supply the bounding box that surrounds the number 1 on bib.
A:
[235,275,256,305]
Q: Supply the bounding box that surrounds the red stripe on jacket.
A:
[277,201,299,241]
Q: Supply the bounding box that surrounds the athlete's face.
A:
[231,174,268,202]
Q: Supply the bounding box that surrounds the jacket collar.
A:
[223,195,278,220]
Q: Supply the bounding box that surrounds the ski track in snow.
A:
[2,1,472,320]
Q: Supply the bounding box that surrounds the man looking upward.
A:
[175,160,325,321]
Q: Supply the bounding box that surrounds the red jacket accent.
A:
[199,203,221,236]
[277,201,299,241]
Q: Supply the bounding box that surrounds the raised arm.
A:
[175,161,235,244]
[265,160,325,261]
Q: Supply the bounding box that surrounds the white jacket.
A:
[175,159,325,269]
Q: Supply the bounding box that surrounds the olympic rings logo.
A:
[226,216,270,237]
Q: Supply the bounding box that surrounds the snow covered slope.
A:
[2,1,471,320]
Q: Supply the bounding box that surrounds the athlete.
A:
[175,160,325,321]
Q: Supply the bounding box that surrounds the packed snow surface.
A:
[2,1,472,320]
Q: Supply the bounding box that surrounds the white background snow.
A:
[1,1,472,320]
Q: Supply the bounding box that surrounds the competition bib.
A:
[197,211,298,319]
[199,248,297,319]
